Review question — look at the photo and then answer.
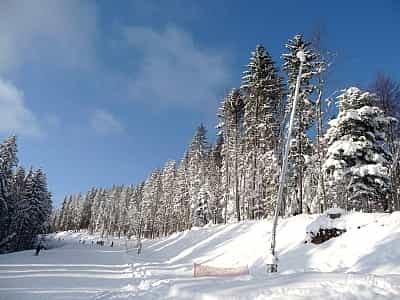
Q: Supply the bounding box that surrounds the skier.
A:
[137,239,142,255]
[35,243,43,256]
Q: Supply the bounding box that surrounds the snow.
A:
[325,207,346,215]
[305,208,353,238]
[305,211,346,239]
[351,164,388,178]
[341,110,362,122]
[296,50,306,62]
[327,139,364,157]
[1,213,400,299]
[346,87,361,93]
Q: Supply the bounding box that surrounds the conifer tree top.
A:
[189,124,209,156]
[338,87,377,112]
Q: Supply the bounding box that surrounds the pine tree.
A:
[282,34,317,215]
[311,31,331,212]
[14,169,34,250]
[175,152,191,230]
[241,44,284,219]
[0,136,18,246]
[323,87,393,212]
[160,160,177,235]
[369,72,400,210]
[188,125,210,226]
[142,170,162,238]
[129,182,144,239]
[207,138,224,224]
[118,185,132,237]
[0,137,51,253]
[219,89,244,222]
[80,188,96,230]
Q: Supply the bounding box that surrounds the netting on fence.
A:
[193,263,249,277]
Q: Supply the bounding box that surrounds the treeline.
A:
[0,136,52,253]
[52,33,400,239]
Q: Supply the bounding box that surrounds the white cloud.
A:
[0,0,98,73]
[90,109,124,136]
[124,25,230,111]
[0,78,42,137]
[0,1,99,138]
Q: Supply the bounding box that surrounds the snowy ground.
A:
[1,212,400,299]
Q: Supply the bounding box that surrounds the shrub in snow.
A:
[323,87,393,212]
[305,210,346,244]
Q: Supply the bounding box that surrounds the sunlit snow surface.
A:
[1,212,400,299]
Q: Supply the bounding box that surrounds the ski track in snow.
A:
[1,213,400,299]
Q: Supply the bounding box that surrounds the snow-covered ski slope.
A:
[1,212,400,299]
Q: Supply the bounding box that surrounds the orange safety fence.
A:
[193,263,249,277]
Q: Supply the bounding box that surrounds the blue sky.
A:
[0,0,399,206]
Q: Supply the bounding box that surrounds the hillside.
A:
[1,212,400,299]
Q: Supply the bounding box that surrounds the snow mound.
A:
[325,207,346,215]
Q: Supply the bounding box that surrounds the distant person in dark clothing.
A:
[35,243,44,256]
[137,239,142,255]
[110,241,114,247]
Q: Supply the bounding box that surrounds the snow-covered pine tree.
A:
[370,72,400,211]
[93,190,107,235]
[282,34,317,215]
[262,150,280,216]
[323,87,393,212]
[206,137,224,224]
[218,89,244,222]
[14,169,34,250]
[142,169,162,238]
[241,44,284,219]
[79,188,96,230]
[14,168,51,250]
[302,152,320,214]
[117,185,133,237]
[33,169,52,233]
[174,152,191,230]
[70,194,83,231]
[49,209,60,233]
[160,160,177,236]
[106,186,123,236]
[57,196,68,231]
[88,189,103,234]
[4,166,25,251]
[0,136,52,253]
[131,182,145,239]
[311,30,331,212]
[0,135,18,247]
[187,124,210,226]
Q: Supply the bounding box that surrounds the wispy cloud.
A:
[0,78,42,137]
[90,109,124,136]
[0,0,98,73]
[124,25,230,111]
[0,0,100,138]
